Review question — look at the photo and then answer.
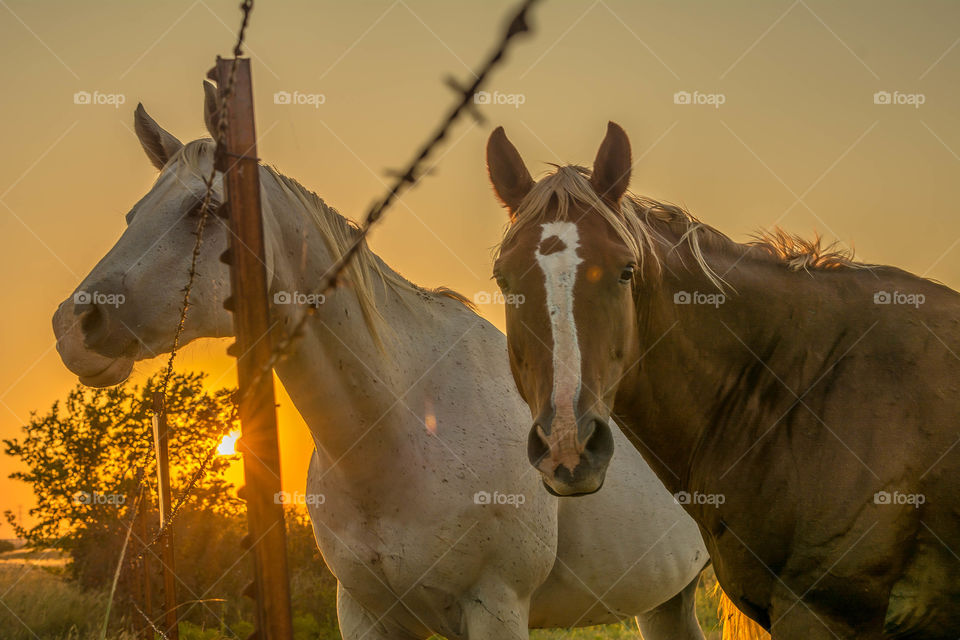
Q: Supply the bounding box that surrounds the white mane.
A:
[169,140,471,341]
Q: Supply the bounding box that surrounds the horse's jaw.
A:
[76,358,135,388]
[52,300,135,388]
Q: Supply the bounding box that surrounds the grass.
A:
[0,559,111,640]
[0,550,730,640]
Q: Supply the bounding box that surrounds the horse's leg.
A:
[767,590,875,640]
[635,571,705,640]
[458,579,530,640]
[336,582,423,640]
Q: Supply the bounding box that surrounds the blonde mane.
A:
[748,229,859,271]
[497,165,862,292]
[169,140,472,341]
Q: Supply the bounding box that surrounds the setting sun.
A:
[217,431,240,456]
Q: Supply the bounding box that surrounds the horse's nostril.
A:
[527,424,551,466]
[79,304,104,338]
[582,419,614,461]
[77,304,117,352]
[578,418,597,442]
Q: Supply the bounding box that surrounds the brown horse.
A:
[486,122,960,639]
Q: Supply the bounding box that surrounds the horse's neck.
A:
[265,194,472,477]
[619,234,842,491]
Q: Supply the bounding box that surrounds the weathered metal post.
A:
[151,392,180,640]
[213,57,294,640]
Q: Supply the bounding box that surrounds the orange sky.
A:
[2,0,960,535]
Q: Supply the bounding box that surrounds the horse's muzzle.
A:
[528,414,614,496]
[52,299,135,387]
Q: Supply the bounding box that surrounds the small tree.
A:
[3,372,241,564]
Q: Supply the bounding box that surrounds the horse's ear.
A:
[134,103,183,170]
[487,127,534,218]
[203,80,221,139]
[591,121,632,205]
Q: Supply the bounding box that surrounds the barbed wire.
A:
[129,0,254,584]
[133,430,229,561]
[133,601,171,640]
[135,420,229,560]
[237,0,543,400]
[157,0,253,400]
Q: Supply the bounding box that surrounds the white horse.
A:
[51,84,710,640]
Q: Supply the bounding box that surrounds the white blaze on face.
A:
[535,222,584,471]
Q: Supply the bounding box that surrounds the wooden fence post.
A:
[213,57,294,640]
[152,392,180,640]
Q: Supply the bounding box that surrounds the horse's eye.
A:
[494,274,509,291]
[619,265,635,284]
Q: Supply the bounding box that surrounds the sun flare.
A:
[217,431,240,456]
